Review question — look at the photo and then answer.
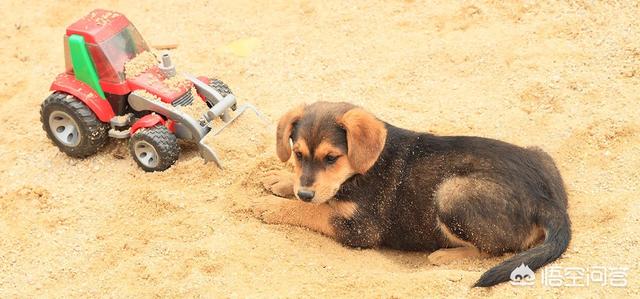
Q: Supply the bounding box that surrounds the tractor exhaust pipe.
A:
[159,53,176,77]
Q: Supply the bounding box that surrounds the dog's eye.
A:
[325,155,338,165]
[295,151,303,160]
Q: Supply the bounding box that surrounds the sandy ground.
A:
[0,0,639,297]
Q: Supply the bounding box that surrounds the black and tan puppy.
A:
[257,101,571,287]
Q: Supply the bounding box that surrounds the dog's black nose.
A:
[297,190,315,202]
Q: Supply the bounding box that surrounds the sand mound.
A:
[202,108,272,166]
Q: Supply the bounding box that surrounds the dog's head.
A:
[276,102,387,203]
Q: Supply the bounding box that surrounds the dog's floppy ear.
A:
[337,108,387,174]
[276,104,305,161]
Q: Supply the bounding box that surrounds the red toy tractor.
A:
[40,9,264,171]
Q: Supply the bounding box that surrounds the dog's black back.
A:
[334,123,570,286]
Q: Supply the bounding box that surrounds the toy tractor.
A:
[40,9,264,172]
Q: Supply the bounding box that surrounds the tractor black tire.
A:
[40,92,109,158]
[208,78,233,97]
[208,78,237,110]
[129,125,179,172]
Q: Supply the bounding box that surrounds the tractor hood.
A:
[126,66,192,103]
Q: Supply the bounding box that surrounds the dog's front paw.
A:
[261,170,294,197]
[249,195,291,225]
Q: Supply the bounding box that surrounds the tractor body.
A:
[41,9,264,171]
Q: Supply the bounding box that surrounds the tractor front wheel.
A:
[207,78,236,111]
[40,92,109,158]
[208,78,233,98]
[129,125,179,172]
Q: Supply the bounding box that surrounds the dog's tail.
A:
[473,208,571,287]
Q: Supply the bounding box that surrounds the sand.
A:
[0,0,638,297]
[178,89,211,121]
[202,108,273,166]
[124,51,157,78]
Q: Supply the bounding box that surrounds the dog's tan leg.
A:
[252,197,358,238]
[428,247,486,265]
[252,196,334,237]
[261,170,294,197]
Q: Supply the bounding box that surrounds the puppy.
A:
[258,101,571,287]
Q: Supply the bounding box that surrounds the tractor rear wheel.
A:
[129,125,179,172]
[40,92,109,158]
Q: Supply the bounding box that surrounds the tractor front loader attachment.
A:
[128,75,268,168]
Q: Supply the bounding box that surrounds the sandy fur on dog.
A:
[0,0,638,297]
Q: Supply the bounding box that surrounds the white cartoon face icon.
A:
[510,263,536,286]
